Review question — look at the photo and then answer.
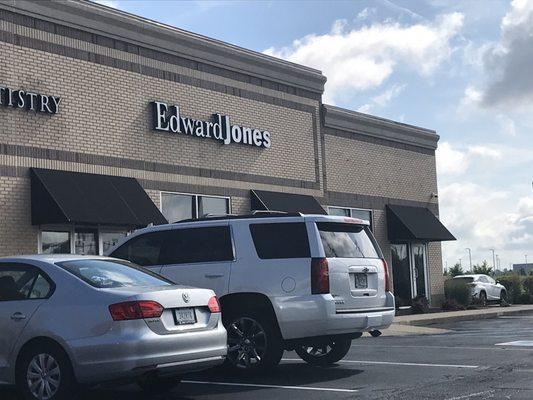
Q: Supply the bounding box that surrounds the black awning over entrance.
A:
[386,204,455,242]
[30,168,167,227]
[251,189,326,214]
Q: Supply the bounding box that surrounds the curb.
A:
[394,306,533,327]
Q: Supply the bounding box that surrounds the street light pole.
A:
[490,249,496,269]
[466,248,472,272]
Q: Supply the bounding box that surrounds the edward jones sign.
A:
[151,101,271,149]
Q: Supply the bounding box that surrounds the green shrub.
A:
[444,279,471,308]
[523,276,533,295]
[517,293,533,304]
[411,295,429,314]
[497,274,522,303]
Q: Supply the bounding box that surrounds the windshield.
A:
[57,259,172,288]
[317,222,380,258]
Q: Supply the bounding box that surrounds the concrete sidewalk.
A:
[381,304,533,336]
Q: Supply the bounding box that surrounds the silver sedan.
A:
[0,255,227,400]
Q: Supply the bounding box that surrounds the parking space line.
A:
[181,380,358,393]
[282,358,478,369]
[445,389,495,399]
[351,344,533,351]
[495,340,533,347]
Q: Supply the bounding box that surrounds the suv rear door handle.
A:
[205,274,224,278]
[11,312,26,321]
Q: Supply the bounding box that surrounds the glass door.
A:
[411,243,428,298]
[391,244,412,305]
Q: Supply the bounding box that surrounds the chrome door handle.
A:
[204,274,224,278]
[11,312,26,321]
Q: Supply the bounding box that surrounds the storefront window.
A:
[100,231,127,254]
[41,231,70,254]
[161,192,230,221]
[75,230,98,255]
[327,206,373,229]
[328,207,350,217]
[198,196,229,217]
[161,193,195,223]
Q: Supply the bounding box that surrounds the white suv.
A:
[108,213,395,371]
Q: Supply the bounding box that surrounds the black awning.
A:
[30,168,167,227]
[251,189,326,214]
[386,204,455,242]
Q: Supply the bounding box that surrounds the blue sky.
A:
[96,0,533,271]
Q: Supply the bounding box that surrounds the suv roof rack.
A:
[172,211,304,224]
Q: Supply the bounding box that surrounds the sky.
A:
[94,0,533,272]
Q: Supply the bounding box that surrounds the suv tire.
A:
[223,309,283,373]
[295,337,352,366]
[16,341,76,400]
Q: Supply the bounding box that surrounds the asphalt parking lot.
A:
[3,314,533,400]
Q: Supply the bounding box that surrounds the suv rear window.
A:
[250,222,310,259]
[317,222,379,259]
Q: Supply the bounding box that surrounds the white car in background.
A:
[453,274,507,305]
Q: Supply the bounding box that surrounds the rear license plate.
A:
[173,308,196,325]
[354,273,368,289]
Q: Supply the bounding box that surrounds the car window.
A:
[486,276,495,284]
[57,259,172,288]
[478,276,488,283]
[453,277,474,283]
[110,231,168,266]
[159,226,233,264]
[0,266,52,301]
[249,222,310,260]
[316,222,379,259]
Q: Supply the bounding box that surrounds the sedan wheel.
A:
[295,338,352,366]
[16,343,75,400]
[26,354,61,400]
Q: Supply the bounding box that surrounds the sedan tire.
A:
[479,291,488,307]
[295,337,352,366]
[16,342,75,400]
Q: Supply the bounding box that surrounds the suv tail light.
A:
[382,259,392,293]
[311,257,330,294]
[208,296,221,313]
[109,300,163,321]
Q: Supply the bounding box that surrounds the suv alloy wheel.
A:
[224,310,283,372]
[295,337,352,366]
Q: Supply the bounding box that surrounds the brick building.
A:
[0,0,454,305]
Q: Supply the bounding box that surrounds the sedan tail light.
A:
[382,259,392,293]
[109,300,163,321]
[311,257,330,294]
[208,296,221,313]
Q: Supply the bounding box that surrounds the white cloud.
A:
[264,12,464,104]
[436,142,468,175]
[356,7,376,21]
[372,83,406,107]
[469,0,533,108]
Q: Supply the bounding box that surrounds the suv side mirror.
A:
[496,280,500,284]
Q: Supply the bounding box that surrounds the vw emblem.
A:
[182,293,190,303]
[362,267,369,273]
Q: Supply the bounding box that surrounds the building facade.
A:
[0,0,454,305]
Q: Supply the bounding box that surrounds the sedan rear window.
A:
[317,222,380,259]
[57,259,171,288]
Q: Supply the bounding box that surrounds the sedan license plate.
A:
[173,308,196,325]
[354,273,368,289]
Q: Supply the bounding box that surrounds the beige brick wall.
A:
[325,135,438,203]
[0,177,38,255]
[0,42,318,184]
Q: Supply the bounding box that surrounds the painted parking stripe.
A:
[282,358,478,369]
[445,389,495,400]
[495,340,533,346]
[182,380,358,393]
[351,344,533,351]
